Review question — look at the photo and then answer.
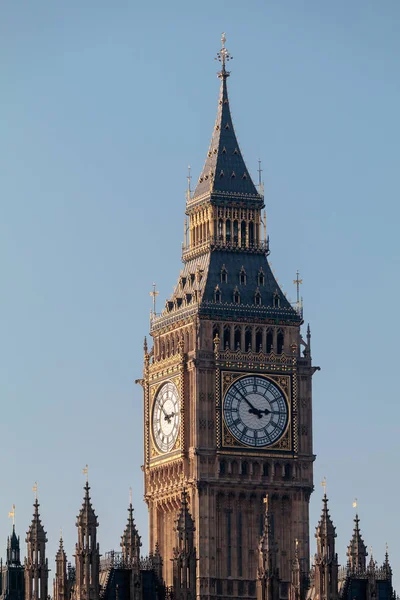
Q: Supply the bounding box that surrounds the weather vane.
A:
[215,32,232,77]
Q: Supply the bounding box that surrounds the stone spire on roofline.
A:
[191,33,261,202]
[347,512,368,574]
[121,489,142,568]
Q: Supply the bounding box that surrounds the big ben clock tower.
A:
[140,35,316,600]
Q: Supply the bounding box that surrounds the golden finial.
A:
[186,165,192,202]
[215,32,232,77]
[32,482,38,501]
[150,283,159,316]
[129,487,133,505]
[293,270,303,306]
[82,464,89,483]
[8,504,16,526]
[352,498,358,509]
[321,477,327,495]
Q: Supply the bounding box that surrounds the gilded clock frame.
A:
[216,369,297,454]
[149,373,183,463]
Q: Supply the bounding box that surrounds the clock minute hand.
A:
[237,389,263,419]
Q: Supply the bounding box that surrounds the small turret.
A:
[121,493,142,600]
[173,489,196,600]
[257,495,279,600]
[7,525,21,567]
[314,493,338,600]
[53,535,68,600]
[75,480,100,600]
[24,496,49,600]
[347,513,367,574]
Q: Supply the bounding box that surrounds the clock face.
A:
[223,376,288,448]
[152,381,180,453]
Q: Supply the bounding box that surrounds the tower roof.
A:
[76,482,98,528]
[192,34,261,202]
[56,535,67,562]
[26,499,47,543]
[347,513,367,567]
[315,494,336,539]
[121,501,141,555]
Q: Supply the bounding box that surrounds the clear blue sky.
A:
[1,0,399,587]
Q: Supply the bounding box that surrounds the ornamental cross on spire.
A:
[215,32,232,78]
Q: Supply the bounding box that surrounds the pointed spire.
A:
[76,481,98,528]
[192,34,260,201]
[347,513,367,574]
[26,498,47,544]
[176,488,195,536]
[382,544,392,578]
[121,490,141,568]
[6,522,21,566]
[56,533,67,561]
[316,493,336,541]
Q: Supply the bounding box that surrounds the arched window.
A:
[226,219,231,243]
[214,286,222,303]
[234,327,241,350]
[266,330,273,353]
[221,265,228,284]
[262,463,269,477]
[255,289,262,306]
[245,327,252,351]
[241,461,248,476]
[256,328,262,352]
[223,326,230,349]
[258,268,265,286]
[241,221,246,248]
[233,220,238,244]
[218,219,223,240]
[249,221,254,246]
[277,330,284,354]
[233,288,240,305]
[213,324,220,341]
[239,266,246,285]
[220,461,226,476]
[273,290,280,308]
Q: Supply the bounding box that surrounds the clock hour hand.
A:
[161,405,173,423]
[237,389,263,419]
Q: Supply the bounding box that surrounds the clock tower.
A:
[140,35,316,600]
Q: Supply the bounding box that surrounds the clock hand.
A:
[164,411,175,423]
[236,389,263,419]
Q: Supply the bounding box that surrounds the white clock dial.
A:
[223,376,288,448]
[152,381,180,453]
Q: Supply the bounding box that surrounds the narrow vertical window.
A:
[237,511,243,577]
[227,511,232,576]
[226,219,231,243]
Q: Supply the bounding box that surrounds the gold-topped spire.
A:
[32,482,38,501]
[352,498,358,509]
[8,504,16,526]
[129,486,133,506]
[321,476,327,496]
[215,32,232,78]
[82,464,89,483]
